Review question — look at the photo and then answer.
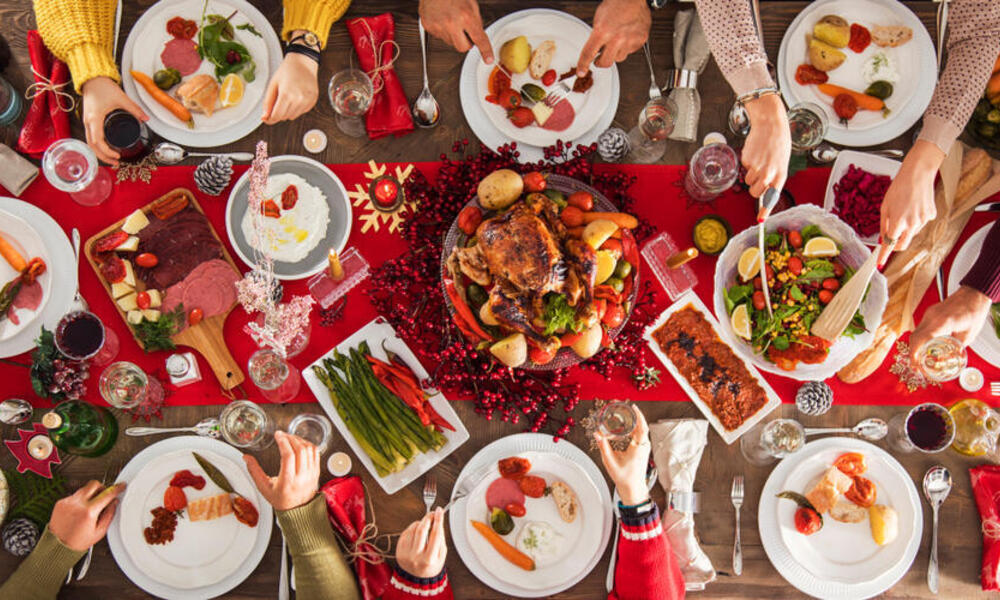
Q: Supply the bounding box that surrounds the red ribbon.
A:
[345,14,414,140]
[17,30,71,158]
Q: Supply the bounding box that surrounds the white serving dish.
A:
[822,149,901,245]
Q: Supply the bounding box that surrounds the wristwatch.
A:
[649,0,670,8]
[286,31,321,63]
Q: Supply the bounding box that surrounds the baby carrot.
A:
[816,83,885,112]
[129,70,194,128]
[471,521,535,571]
[0,233,26,272]
[580,211,639,229]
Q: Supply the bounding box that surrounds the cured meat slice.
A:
[161,38,201,76]
[486,477,525,511]
[187,493,233,521]
[540,98,574,132]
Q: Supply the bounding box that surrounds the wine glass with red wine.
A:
[888,403,956,454]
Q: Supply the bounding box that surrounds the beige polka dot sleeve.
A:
[919,0,1000,153]
[693,0,774,96]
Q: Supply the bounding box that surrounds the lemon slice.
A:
[737,247,761,281]
[595,249,617,284]
[220,73,244,108]
[803,236,839,257]
[731,303,752,339]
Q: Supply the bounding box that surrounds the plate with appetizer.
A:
[108,436,272,599]
[0,198,75,358]
[644,291,781,444]
[713,204,888,380]
[777,0,935,146]
[226,155,352,280]
[303,318,469,494]
[759,438,921,599]
[442,171,641,371]
[460,8,619,162]
[946,222,1000,369]
[121,0,282,147]
[822,150,900,245]
[449,434,613,597]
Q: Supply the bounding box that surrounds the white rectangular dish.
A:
[302,318,469,494]
[823,149,901,246]
[643,290,782,444]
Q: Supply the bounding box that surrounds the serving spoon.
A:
[810,143,904,164]
[153,142,253,165]
[923,465,952,594]
[803,417,888,441]
[126,417,220,438]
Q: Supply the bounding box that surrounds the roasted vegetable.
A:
[864,80,893,100]
[477,169,524,210]
[153,68,181,90]
[490,508,515,535]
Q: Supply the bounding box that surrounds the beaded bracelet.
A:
[619,498,653,511]
[736,86,781,107]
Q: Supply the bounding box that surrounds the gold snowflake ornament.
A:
[346,160,417,234]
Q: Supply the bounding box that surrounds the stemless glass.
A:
[328,69,374,138]
[0,75,23,127]
[915,335,968,382]
[598,400,637,439]
[220,400,275,450]
[787,102,829,153]
[287,413,333,454]
[626,96,677,164]
[248,348,302,404]
[888,402,956,454]
[41,138,112,206]
[683,142,739,202]
[103,109,150,161]
[98,361,165,411]
[740,418,806,466]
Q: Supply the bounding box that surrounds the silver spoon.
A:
[810,143,904,164]
[153,142,253,165]
[126,417,221,438]
[803,417,889,441]
[411,20,440,128]
[923,465,952,595]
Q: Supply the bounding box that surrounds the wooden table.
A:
[2,2,989,599]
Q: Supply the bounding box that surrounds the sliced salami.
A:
[160,38,201,76]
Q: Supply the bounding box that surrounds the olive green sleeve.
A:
[0,527,85,600]
[277,494,361,600]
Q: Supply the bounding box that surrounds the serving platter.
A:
[946,222,1000,368]
[759,437,922,599]
[449,434,613,598]
[0,209,51,342]
[644,290,781,444]
[776,0,936,147]
[822,149,901,246]
[302,318,469,495]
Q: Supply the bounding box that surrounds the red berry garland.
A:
[366,141,659,439]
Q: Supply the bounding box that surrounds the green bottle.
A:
[41,401,118,457]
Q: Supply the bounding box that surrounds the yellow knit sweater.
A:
[33,0,351,92]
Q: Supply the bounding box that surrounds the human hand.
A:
[48,480,126,552]
[595,405,651,506]
[877,140,945,267]
[909,285,992,362]
[742,94,791,199]
[244,431,320,511]
[419,0,493,64]
[80,76,149,166]
[576,0,651,77]
[261,53,319,125]
[396,508,447,578]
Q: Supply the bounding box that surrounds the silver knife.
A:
[936,267,945,301]
[757,188,781,318]
[975,202,1000,212]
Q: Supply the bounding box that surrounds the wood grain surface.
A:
[1,2,985,600]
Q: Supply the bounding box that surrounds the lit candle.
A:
[303,129,328,154]
[371,176,400,209]
[327,451,352,477]
[328,249,344,281]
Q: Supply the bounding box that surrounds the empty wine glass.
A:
[626,96,677,164]
[41,138,112,206]
[684,142,739,202]
[740,418,806,466]
[787,102,829,153]
[598,400,637,439]
[98,361,164,411]
[328,69,374,138]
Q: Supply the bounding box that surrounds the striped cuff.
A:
[961,220,1000,302]
[391,567,449,597]
[282,0,351,49]
[620,503,664,541]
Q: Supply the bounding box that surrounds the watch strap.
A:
[284,44,321,64]
[288,32,321,51]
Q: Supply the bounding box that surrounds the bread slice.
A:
[804,466,853,514]
[871,25,912,48]
[549,481,579,523]
[529,40,556,80]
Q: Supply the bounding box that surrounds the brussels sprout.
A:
[490,508,514,535]
[520,83,546,103]
[543,189,567,208]
[864,80,893,100]
[978,123,998,139]
[153,68,181,90]
[974,99,993,120]
[988,109,1000,124]
[467,283,488,309]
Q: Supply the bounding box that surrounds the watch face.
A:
[304,32,319,47]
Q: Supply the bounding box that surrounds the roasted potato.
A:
[477,169,524,210]
[499,36,531,74]
[808,37,846,72]
[490,332,527,367]
[869,504,899,546]
[813,15,850,48]
[479,301,500,326]
[571,323,603,359]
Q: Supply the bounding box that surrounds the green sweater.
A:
[0,495,360,600]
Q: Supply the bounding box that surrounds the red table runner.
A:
[3,162,999,413]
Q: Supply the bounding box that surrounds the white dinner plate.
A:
[777,0,936,147]
[449,433,613,598]
[121,0,282,148]
[759,437,922,600]
[459,9,620,163]
[302,318,470,495]
[0,198,75,358]
[822,149,901,246]
[0,210,51,342]
[947,222,1000,368]
[225,155,352,280]
[108,437,273,599]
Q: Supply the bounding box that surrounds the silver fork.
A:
[70,229,88,312]
[731,475,744,576]
[68,458,123,583]
[642,42,660,99]
[544,76,576,108]
[422,476,437,513]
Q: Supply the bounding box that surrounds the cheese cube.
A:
[117,292,138,311]
[121,210,149,234]
[147,289,162,308]
[117,236,140,252]
[122,260,136,287]
[531,102,553,127]
[141,309,161,322]
[126,309,143,324]
[110,281,133,299]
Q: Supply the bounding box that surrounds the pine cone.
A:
[597,127,630,163]
[2,518,39,557]
[193,156,234,196]
[796,381,834,416]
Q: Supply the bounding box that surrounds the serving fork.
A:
[422,476,437,513]
[731,475,744,577]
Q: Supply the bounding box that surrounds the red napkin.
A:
[345,14,414,140]
[970,465,1000,590]
[17,30,71,158]
[321,475,391,600]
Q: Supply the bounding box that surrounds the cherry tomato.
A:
[794,506,822,535]
[833,261,846,277]
[560,206,585,227]
[498,457,531,480]
[833,93,859,122]
[528,344,557,365]
[498,89,521,110]
[846,476,877,507]
[541,69,557,86]
[752,290,766,310]
[457,206,483,236]
[163,485,187,512]
[833,452,867,476]
[508,106,534,128]
[522,171,546,193]
[788,230,803,249]
[753,276,762,290]
[794,64,829,86]
[504,503,527,518]
[602,303,625,328]
[765,264,775,282]
[822,278,841,291]
[788,256,803,276]
[136,291,151,310]
[566,191,594,211]
[135,252,159,268]
[188,307,204,326]
[819,289,834,304]
[281,185,298,210]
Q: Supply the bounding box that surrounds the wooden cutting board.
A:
[84,188,244,390]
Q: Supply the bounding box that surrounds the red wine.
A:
[103,109,149,160]
[55,311,105,360]
[906,406,951,451]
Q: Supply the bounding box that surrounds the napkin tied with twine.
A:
[17,30,72,158]
[667,10,710,143]
[970,465,1000,590]
[650,418,716,590]
[322,475,392,600]
[346,14,414,140]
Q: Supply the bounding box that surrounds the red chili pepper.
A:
[445,281,493,341]
[594,285,622,304]
[621,230,640,269]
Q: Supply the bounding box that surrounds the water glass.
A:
[598,400,637,439]
[626,96,677,164]
[0,75,23,127]
[787,102,828,153]
[740,418,805,466]
[328,69,373,138]
[98,361,164,411]
[887,402,955,454]
[684,143,739,202]
[220,400,275,450]
[287,413,333,454]
[915,335,967,382]
[248,348,302,404]
[41,138,112,206]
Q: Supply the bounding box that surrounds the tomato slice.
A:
[845,475,877,508]
[833,452,867,476]
[498,456,531,480]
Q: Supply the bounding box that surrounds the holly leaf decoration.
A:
[4,468,66,526]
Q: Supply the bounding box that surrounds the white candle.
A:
[327,451,352,477]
